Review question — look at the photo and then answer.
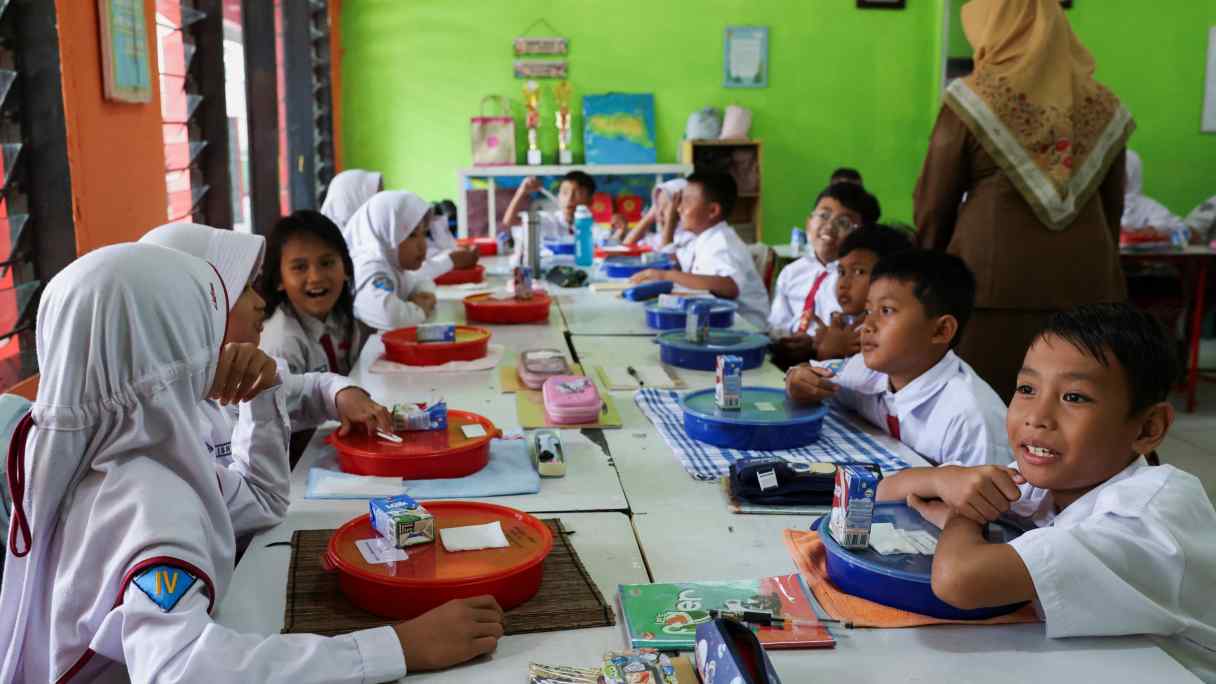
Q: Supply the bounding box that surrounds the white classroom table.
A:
[631,508,1201,683]
[214,511,650,683]
[557,284,761,336]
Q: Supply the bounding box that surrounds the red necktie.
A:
[885,414,901,441]
[319,333,340,373]
[795,271,830,334]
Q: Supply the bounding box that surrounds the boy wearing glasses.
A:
[769,183,881,368]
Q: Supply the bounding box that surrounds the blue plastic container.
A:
[644,300,737,330]
[544,240,576,256]
[681,387,829,450]
[622,281,674,301]
[656,330,767,371]
[814,504,1029,620]
[602,256,673,279]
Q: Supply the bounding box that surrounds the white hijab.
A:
[321,169,383,229]
[0,243,231,681]
[344,190,430,287]
[1122,150,1185,232]
[141,222,266,308]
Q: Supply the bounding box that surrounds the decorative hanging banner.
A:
[514,36,568,56]
[514,60,568,79]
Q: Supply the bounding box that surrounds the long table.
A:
[214,255,1199,682]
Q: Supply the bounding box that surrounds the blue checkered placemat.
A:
[634,388,911,481]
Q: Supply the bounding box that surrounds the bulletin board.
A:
[97,0,153,103]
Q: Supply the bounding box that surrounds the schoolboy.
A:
[502,170,596,240]
[627,171,770,330]
[810,224,913,362]
[769,183,881,364]
[786,249,1009,468]
[903,303,1215,681]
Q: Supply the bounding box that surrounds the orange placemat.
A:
[782,529,1040,629]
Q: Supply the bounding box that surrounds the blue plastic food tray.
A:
[656,330,767,370]
[644,300,737,330]
[622,281,674,301]
[601,256,673,278]
[544,240,575,255]
[681,387,829,450]
[814,504,1029,620]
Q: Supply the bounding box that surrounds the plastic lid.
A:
[328,501,554,585]
[815,503,1027,581]
[606,256,672,268]
[682,386,829,426]
[657,329,769,352]
[465,291,552,308]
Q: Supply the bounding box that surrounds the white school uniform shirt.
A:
[417,214,461,281]
[681,221,771,330]
[1008,457,1216,682]
[768,255,842,337]
[819,350,1010,466]
[345,191,437,331]
[1123,150,1189,241]
[0,244,407,683]
[261,302,370,376]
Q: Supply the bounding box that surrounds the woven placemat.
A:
[282,519,614,636]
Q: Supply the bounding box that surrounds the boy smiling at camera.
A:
[902,304,1216,682]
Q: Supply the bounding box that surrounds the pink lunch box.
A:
[517,349,573,389]
[541,375,603,425]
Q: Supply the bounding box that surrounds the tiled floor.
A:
[1162,339,1216,503]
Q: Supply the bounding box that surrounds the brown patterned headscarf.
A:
[944,0,1134,231]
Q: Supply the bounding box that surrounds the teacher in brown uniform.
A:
[914,0,1134,402]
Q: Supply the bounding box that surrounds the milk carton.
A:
[369,495,435,548]
[416,323,456,343]
[829,465,878,549]
[715,354,742,410]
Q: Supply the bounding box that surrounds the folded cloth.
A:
[634,388,910,481]
[781,529,1040,628]
[370,343,504,374]
[306,438,540,499]
[440,521,510,552]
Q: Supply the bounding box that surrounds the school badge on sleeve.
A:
[133,564,198,612]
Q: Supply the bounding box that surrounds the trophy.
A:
[554,80,573,165]
[523,80,542,166]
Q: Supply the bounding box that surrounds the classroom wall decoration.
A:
[582,93,657,164]
[723,26,768,89]
[97,0,153,103]
[514,36,568,55]
[1203,27,1216,133]
[514,60,568,79]
[857,0,907,8]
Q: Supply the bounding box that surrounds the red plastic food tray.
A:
[434,264,486,285]
[463,292,551,324]
[381,326,491,366]
[328,410,500,478]
[325,502,554,619]
[456,237,498,256]
[595,243,652,258]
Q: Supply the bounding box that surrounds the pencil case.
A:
[541,375,602,424]
[517,349,573,389]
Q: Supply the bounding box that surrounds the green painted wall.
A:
[340,0,941,243]
[944,1,1216,217]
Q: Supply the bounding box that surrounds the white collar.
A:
[882,350,960,415]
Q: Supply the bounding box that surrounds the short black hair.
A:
[686,170,738,221]
[830,167,863,184]
[260,209,354,321]
[561,171,596,197]
[1036,303,1179,415]
[838,223,913,261]
[814,182,881,227]
[870,249,976,348]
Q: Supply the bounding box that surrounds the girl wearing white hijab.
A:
[344,191,437,331]
[1122,150,1189,242]
[416,203,480,282]
[0,243,504,681]
[623,178,696,261]
[320,169,382,229]
[141,223,392,456]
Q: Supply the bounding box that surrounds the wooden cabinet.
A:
[680,139,762,243]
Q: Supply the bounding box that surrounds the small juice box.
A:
[685,301,713,344]
[829,465,879,550]
[715,354,742,410]
[391,400,448,431]
[369,495,435,548]
[416,323,456,343]
[513,266,534,300]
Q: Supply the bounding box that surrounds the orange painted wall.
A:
[57,0,168,254]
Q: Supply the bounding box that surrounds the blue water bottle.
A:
[574,205,594,267]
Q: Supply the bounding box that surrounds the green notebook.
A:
[617,574,835,651]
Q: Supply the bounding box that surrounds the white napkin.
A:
[439,521,510,552]
[308,470,405,498]
[370,344,505,374]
